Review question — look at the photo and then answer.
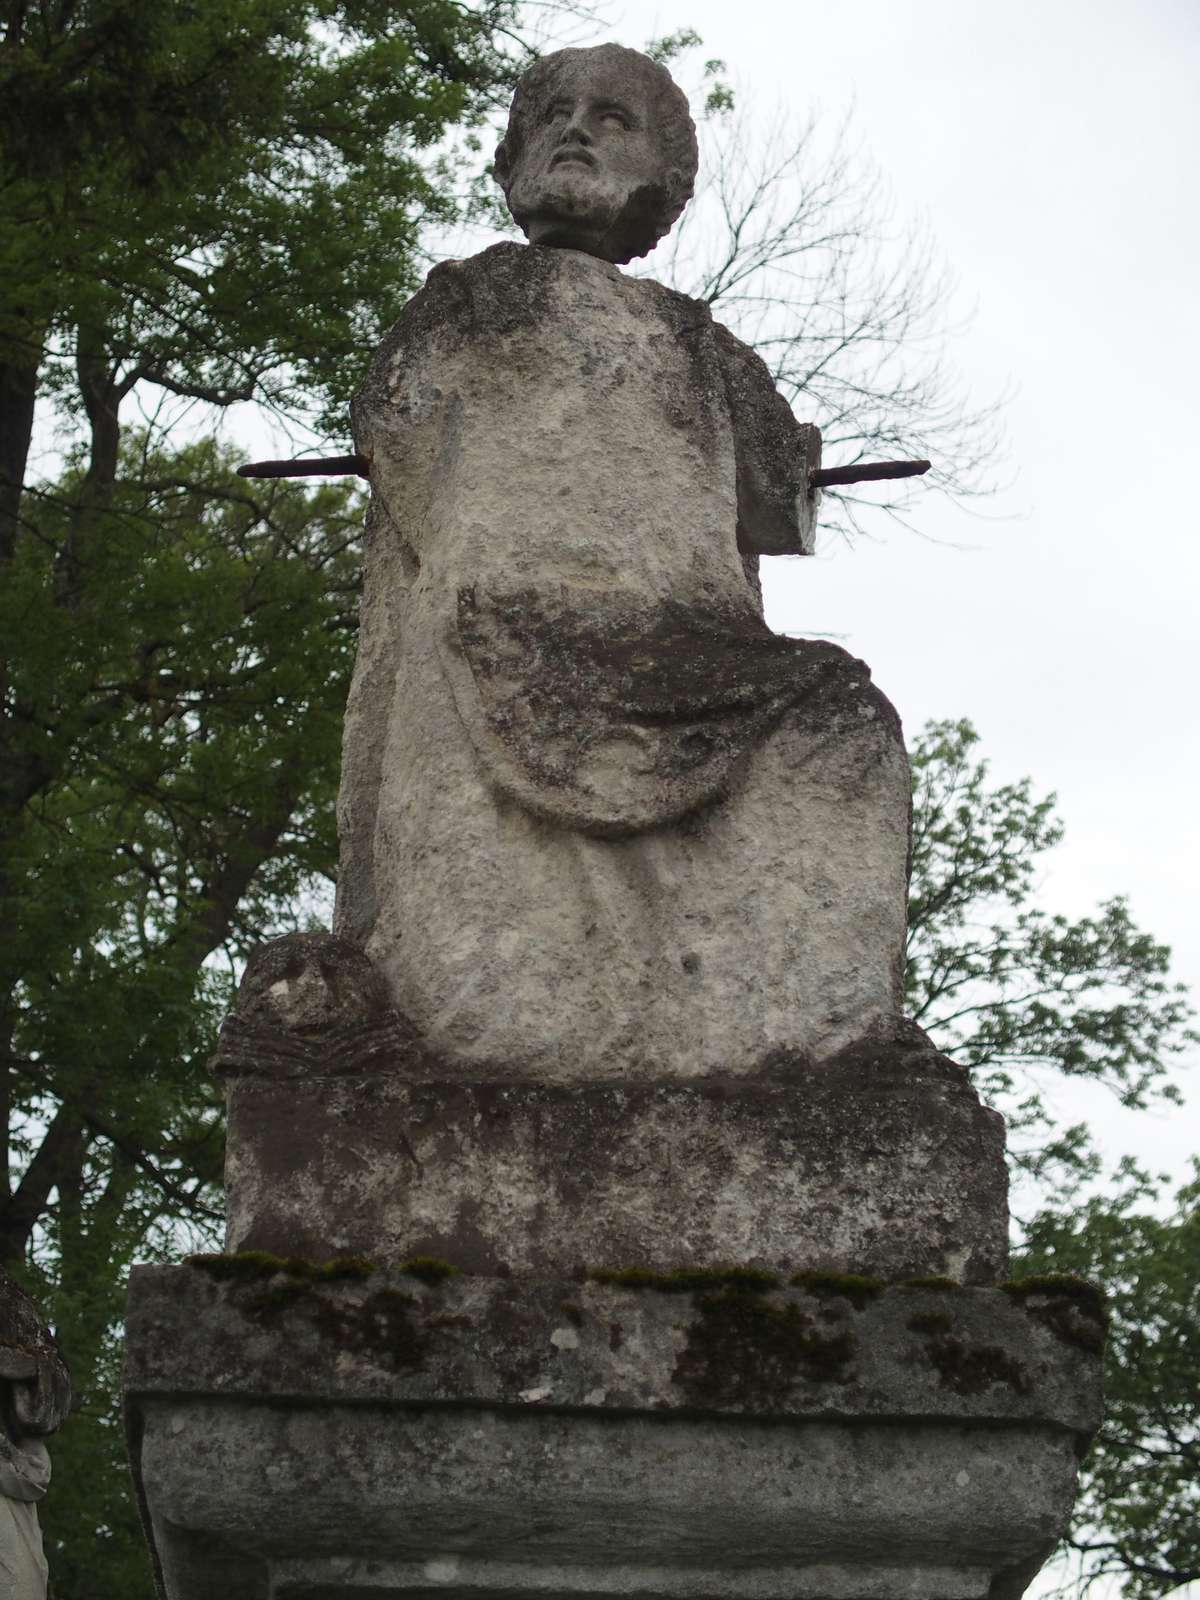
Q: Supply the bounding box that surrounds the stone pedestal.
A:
[125,1263,1103,1600]
[209,936,1009,1285]
[124,934,1102,1598]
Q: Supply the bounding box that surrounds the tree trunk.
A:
[0,1104,83,1267]
[0,351,38,569]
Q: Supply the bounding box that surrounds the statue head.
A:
[494,44,698,265]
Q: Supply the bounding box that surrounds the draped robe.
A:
[336,243,910,1078]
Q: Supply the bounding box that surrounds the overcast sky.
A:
[594,0,1200,1205]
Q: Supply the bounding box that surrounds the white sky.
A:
[599,0,1200,1196]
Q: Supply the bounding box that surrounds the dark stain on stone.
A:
[673,1291,856,1409]
[1001,1274,1107,1321]
[919,1333,1030,1397]
[244,1283,427,1371]
[1016,1297,1106,1355]
[906,1310,954,1336]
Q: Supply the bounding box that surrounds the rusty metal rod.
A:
[811,459,931,489]
[235,454,931,491]
[237,454,370,480]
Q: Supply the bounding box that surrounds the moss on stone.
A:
[902,1276,961,1291]
[1000,1274,1107,1321]
[398,1257,459,1286]
[186,1250,298,1281]
[1000,1275,1107,1354]
[590,1265,781,1295]
[186,1251,378,1283]
[790,1270,884,1308]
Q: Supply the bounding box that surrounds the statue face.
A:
[506,65,664,259]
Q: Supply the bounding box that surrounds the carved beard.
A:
[508,162,671,263]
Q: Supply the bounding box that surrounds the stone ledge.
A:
[125,1267,1102,1600]
[222,1029,1009,1283]
[133,1403,1085,1600]
[125,1265,1101,1433]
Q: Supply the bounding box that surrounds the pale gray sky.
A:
[602,0,1200,1195]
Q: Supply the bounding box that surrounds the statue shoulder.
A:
[709,318,822,557]
[355,243,567,417]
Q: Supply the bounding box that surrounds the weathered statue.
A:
[0,1273,70,1600]
[130,51,1101,1600]
[335,44,910,1078]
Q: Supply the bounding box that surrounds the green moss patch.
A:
[902,1276,961,1291]
[186,1251,378,1283]
[1000,1274,1107,1320]
[397,1257,459,1286]
[790,1270,884,1308]
[590,1265,781,1295]
[1000,1275,1107,1355]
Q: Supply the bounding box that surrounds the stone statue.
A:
[130,51,1102,1600]
[335,43,911,1079]
[0,1273,70,1600]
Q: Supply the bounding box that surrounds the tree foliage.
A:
[907,722,1197,1600]
[8,439,361,1594]
[1,3,525,1590]
[1019,1167,1200,1598]
[907,720,1194,1189]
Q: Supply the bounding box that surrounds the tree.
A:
[6,437,364,1591]
[1,2,528,1589]
[905,721,1197,1600]
[905,720,1193,1191]
[1019,1168,1200,1599]
[634,36,1004,541]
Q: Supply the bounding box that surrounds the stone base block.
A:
[222,1025,1008,1284]
[124,1263,1103,1600]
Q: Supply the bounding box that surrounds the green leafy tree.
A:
[1019,1168,1200,1598]
[1,1,525,1589]
[906,720,1194,1189]
[8,439,363,1593]
[907,721,1197,1600]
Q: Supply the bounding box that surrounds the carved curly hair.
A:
[493,44,699,262]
